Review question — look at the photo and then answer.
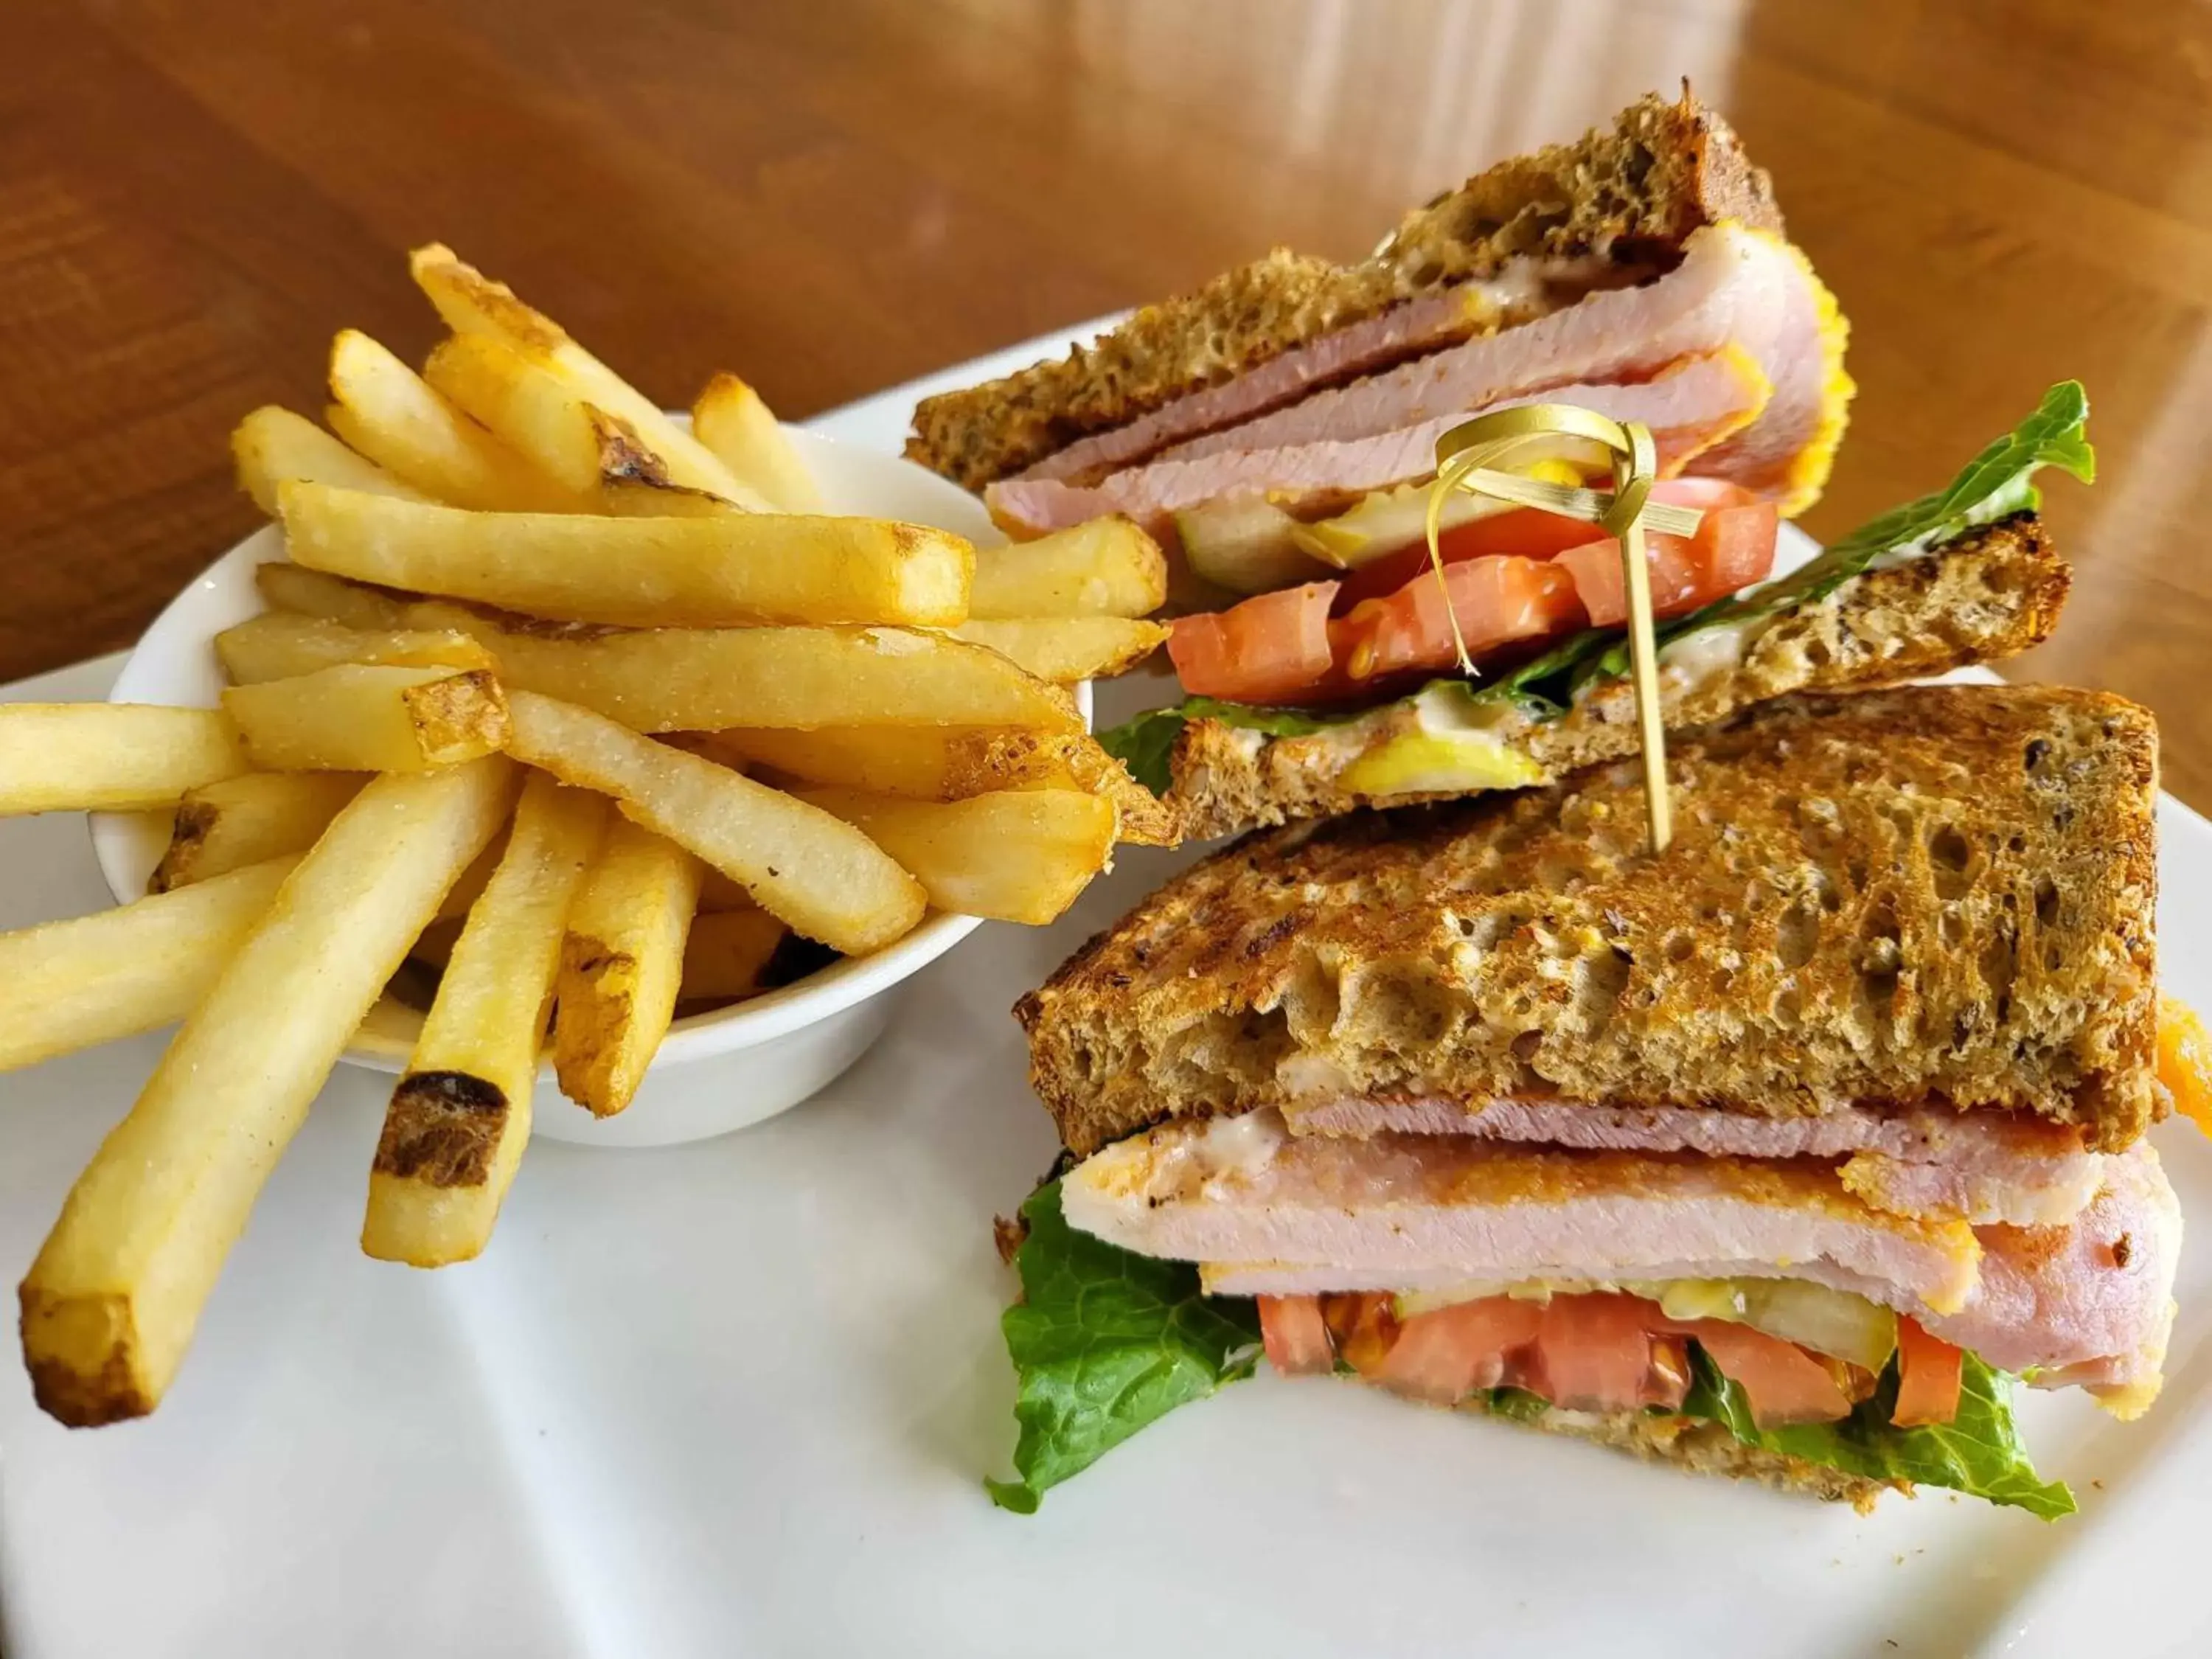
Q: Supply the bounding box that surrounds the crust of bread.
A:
[1489,1401,1893,1511]
[1166,515,2070,842]
[906,91,1781,490]
[1018,681,2160,1159]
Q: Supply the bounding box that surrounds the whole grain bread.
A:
[1167,515,2069,841]
[1018,683,2160,1158]
[1494,1399,1891,1511]
[907,90,1781,490]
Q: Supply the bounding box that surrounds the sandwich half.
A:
[909,89,1845,525]
[992,683,2187,1514]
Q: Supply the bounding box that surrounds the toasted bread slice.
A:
[1019,682,2160,1158]
[907,91,1781,490]
[1166,514,2069,841]
[1496,1400,1891,1510]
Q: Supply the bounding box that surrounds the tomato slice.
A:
[1891,1318,1966,1427]
[1338,556,1583,683]
[1680,1321,1855,1427]
[1554,500,1779,627]
[1258,1295,1336,1377]
[1369,1296,1543,1404]
[1331,477,1761,612]
[1166,581,1337,701]
[1528,1293,1669,1413]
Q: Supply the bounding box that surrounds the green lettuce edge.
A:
[986,1182,1261,1513]
[1102,381,2096,798]
[1674,1345,2074,1519]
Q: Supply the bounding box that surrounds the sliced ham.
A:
[1155,223,1795,465]
[1692,234,1848,510]
[1015,254,1654,487]
[1278,1096,2106,1226]
[986,351,1771,536]
[1016,288,1498,487]
[1061,1110,2180,1391]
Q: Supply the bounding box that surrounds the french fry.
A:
[688,724,1091,798]
[691,373,821,512]
[215,613,495,685]
[254,561,415,630]
[21,757,516,1425]
[253,571,1082,734]
[0,855,300,1071]
[280,482,973,629]
[678,906,787,1004]
[970,517,1168,619]
[951,616,1169,681]
[150,771,365,891]
[364,773,607,1267]
[0,705,248,813]
[422,331,642,497]
[230,406,428,519]
[540,722,1177,846]
[795,787,1115,925]
[553,818,700,1115]
[327,329,584,512]
[503,689,925,954]
[223,664,509,772]
[406,602,1079,732]
[408,243,772,507]
[597,478,738,518]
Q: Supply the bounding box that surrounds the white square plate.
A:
[2,328,2205,1658]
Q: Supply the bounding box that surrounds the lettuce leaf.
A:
[1677,1345,2074,1518]
[987,1183,1262,1513]
[1102,382,2096,792]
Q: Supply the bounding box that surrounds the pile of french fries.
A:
[1,248,1174,1429]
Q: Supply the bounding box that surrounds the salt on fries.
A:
[1,244,1166,1426]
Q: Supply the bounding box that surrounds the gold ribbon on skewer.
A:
[1424,406,1700,854]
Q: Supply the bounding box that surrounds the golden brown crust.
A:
[1019,682,2161,1158]
[906,91,1782,490]
[1166,516,2070,841]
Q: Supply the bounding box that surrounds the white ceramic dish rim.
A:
[88,425,1079,1072]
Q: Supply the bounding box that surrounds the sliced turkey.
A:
[1061,1111,2179,1389]
[1063,1108,1983,1315]
[985,350,1770,537]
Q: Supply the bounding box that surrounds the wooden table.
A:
[6,0,2211,804]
